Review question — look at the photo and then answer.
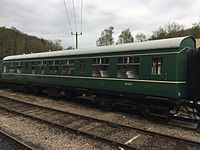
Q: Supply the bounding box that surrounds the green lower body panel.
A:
[2,73,186,99]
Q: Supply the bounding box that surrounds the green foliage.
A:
[0,26,63,59]
[96,26,114,46]
[116,29,134,44]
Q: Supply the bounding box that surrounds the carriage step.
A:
[148,112,169,119]
[168,119,199,130]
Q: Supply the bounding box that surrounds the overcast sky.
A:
[0,0,200,48]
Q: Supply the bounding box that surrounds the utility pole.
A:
[71,32,82,49]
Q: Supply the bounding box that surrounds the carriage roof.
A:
[3,36,194,61]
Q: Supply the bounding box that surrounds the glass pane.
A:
[118,57,123,63]
[152,58,162,75]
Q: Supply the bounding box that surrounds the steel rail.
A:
[0,130,35,150]
[0,95,200,148]
[0,97,136,150]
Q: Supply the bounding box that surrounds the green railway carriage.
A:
[0,61,2,79]
[1,36,196,106]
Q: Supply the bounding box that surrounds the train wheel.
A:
[96,99,113,111]
[140,106,150,119]
[64,89,77,99]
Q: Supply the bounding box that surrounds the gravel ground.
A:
[0,89,200,148]
[0,109,114,150]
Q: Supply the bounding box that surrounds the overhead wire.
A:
[72,0,77,32]
[80,0,83,48]
[63,0,73,33]
[63,0,83,48]
[80,0,83,34]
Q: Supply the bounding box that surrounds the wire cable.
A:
[80,0,83,34]
[63,0,73,33]
[72,0,77,32]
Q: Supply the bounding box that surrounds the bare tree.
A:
[166,22,184,33]
[150,22,185,40]
[96,26,114,46]
[135,33,147,42]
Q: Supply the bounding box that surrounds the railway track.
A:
[73,96,200,132]
[0,96,200,150]
[0,129,35,150]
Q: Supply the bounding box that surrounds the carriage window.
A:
[117,56,140,79]
[6,63,11,73]
[54,60,59,66]
[152,58,162,75]
[92,58,109,77]
[129,56,140,63]
[37,61,45,74]
[16,62,22,73]
[49,61,53,66]
[54,60,59,75]
[32,62,36,74]
[3,64,7,73]
[50,60,59,75]
[62,59,74,75]
[118,57,128,64]
[5,63,11,73]
[49,61,53,75]
[92,58,100,64]
[101,58,109,64]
